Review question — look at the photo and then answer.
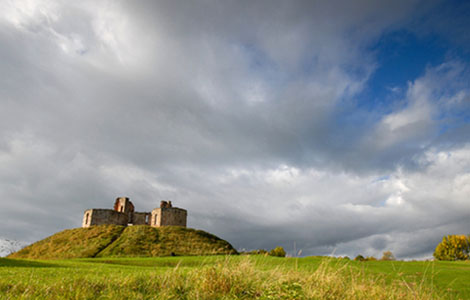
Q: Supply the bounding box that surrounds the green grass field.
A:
[1,255,470,299]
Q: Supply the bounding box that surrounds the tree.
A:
[433,235,470,261]
[381,251,395,261]
[269,246,286,257]
[354,255,365,261]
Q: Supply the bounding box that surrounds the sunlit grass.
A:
[9,225,237,259]
[2,255,469,299]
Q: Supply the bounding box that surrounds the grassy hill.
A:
[9,225,237,259]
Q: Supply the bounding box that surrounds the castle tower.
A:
[151,200,187,227]
[113,197,135,223]
[113,197,135,214]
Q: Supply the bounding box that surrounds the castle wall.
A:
[151,207,187,227]
[133,212,151,225]
[82,198,186,228]
[150,209,158,226]
[82,209,128,227]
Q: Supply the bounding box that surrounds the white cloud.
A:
[0,0,469,259]
[0,0,59,29]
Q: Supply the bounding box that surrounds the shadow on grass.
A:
[0,258,60,268]
[79,257,216,268]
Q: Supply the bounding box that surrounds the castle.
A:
[82,197,187,228]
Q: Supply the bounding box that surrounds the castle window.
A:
[120,206,123,212]
[145,215,149,224]
[85,213,89,225]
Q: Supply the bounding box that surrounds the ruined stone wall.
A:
[83,198,186,228]
[151,207,187,227]
[114,197,135,214]
[132,212,151,225]
[82,209,128,227]
[150,209,159,226]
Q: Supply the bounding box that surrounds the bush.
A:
[241,249,268,255]
[434,235,470,261]
[381,251,395,261]
[269,246,286,257]
[354,255,365,261]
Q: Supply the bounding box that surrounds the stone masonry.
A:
[151,201,187,227]
[82,197,187,228]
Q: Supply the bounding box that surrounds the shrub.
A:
[269,246,286,257]
[354,255,365,261]
[434,235,470,261]
[241,249,268,255]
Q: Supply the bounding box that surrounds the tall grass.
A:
[0,257,440,299]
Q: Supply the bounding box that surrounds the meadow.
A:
[1,255,470,299]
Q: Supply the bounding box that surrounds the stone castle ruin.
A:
[82,197,187,228]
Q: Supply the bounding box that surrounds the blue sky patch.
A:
[359,30,448,112]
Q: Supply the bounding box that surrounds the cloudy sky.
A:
[1,0,469,259]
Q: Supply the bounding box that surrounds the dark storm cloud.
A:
[0,0,445,171]
[0,0,469,258]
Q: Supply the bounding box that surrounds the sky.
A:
[0,0,469,259]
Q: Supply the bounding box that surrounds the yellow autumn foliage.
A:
[433,234,470,261]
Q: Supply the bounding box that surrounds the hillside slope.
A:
[9,225,237,259]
